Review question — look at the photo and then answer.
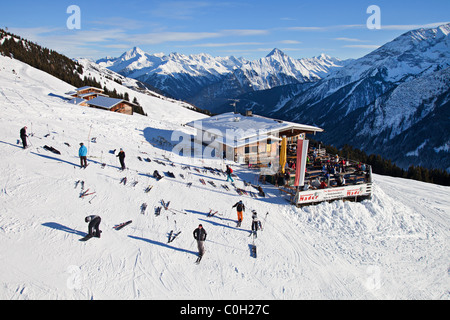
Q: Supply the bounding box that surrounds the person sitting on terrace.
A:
[336,175,346,186]
[319,179,328,189]
[302,180,311,191]
[311,177,321,189]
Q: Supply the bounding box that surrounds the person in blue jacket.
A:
[79,142,88,168]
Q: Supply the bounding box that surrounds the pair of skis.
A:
[207,209,223,220]
[120,177,138,187]
[167,230,181,243]
[114,220,132,231]
[75,180,85,190]
[207,181,217,188]
[161,199,170,210]
[80,188,95,199]
[160,200,186,214]
[207,210,218,217]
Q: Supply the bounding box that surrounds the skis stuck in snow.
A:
[167,231,181,243]
[161,199,170,210]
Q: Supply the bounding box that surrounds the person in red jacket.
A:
[226,165,234,182]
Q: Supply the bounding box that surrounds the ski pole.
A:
[27,135,33,147]
[89,195,97,204]
[87,124,92,157]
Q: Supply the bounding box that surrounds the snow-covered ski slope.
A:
[0,56,449,300]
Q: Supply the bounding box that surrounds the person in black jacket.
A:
[117,148,126,170]
[85,215,102,238]
[20,126,28,149]
[193,224,207,258]
[232,200,245,227]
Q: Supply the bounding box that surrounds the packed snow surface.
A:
[0,56,449,300]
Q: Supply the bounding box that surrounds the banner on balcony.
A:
[295,139,309,187]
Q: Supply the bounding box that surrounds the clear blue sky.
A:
[1,0,449,60]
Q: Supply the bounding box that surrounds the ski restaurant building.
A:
[186,111,323,165]
[187,111,373,206]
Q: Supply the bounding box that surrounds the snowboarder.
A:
[226,165,234,182]
[250,210,263,238]
[20,126,28,149]
[85,215,102,238]
[78,143,88,168]
[193,224,207,259]
[117,148,126,170]
[232,200,245,227]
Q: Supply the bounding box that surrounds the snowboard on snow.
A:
[79,233,100,241]
[251,244,257,258]
[250,233,257,258]
[79,234,93,242]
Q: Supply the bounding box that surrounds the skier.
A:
[193,224,207,259]
[226,165,234,182]
[20,126,28,149]
[117,148,126,170]
[232,200,245,227]
[78,143,88,168]
[85,215,102,238]
[250,210,263,238]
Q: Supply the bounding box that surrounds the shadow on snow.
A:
[128,235,197,256]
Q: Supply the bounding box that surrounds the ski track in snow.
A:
[0,55,449,300]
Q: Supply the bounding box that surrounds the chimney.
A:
[245,110,253,117]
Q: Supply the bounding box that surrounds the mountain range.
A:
[97,48,349,109]
[1,53,449,300]
[235,23,450,171]
[98,23,450,171]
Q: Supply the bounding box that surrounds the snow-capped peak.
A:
[266,48,288,58]
[120,46,146,60]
